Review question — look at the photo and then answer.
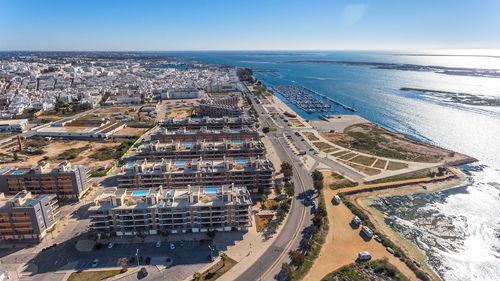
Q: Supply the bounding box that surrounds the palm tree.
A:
[193,272,201,281]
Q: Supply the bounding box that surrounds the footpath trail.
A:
[304,174,455,281]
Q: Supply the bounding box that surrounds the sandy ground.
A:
[304,185,419,281]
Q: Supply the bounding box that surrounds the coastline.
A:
[347,168,468,281]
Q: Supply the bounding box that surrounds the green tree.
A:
[13,151,19,161]
[312,170,324,191]
[284,181,295,197]
[262,126,270,133]
[288,250,305,266]
[280,263,294,281]
[281,162,293,179]
[193,272,201,281]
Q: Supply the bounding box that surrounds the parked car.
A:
[92,259,99,267]
[362,226,374,238]
[352,215,362,226]
[358,252,372,261]
[387,247,395,255]
[374,235,382,243]
[333,195,341,204]
[140,267,148,278]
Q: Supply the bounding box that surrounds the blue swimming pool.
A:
[203,188,219,194]
[11,171,24,175]
[182,142,191,146]
[131,191,147,196]
[126,164,134,168]
[174,161,185,165]
[233,141,243,145]
[143,144,149,148]
[231,131,240,134]
[235,160,247,164]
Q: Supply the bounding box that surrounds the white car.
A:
[170,242,175,250]
[107,242,114,249]
[92,258,99,267]
[156,241,161,248]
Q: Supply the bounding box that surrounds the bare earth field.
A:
[0,139,121,171]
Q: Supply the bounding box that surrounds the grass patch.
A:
[56,145,91,160]
[341,160,381,176]
[90,139,137,161]
[387,161,409,170]
[67,270,122,281]
[351,155,377,166]
[338,152,357,160]
[255,215,274,232]
[312,142,335,152]
[198,257,237,281]
[373,159,387,169]
[321,258,409,281]
[303,132,319,141]
[332,150,347,157]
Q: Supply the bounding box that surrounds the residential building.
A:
[118,157,274,193]
[0,191,59,241]
[0,161,89,200]
[89,184,252,236]
[161,88,204,99]
[160,116,254,130]
[151,126,258,143]
[137,139,265,161]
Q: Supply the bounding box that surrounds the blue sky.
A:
[1,0,499,51]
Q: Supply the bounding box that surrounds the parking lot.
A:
[75,240,215,269]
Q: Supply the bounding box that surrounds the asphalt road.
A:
[236,83,315,281]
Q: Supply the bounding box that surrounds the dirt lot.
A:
[321,123,467,163]
[304,184,419,281]
[113,127,149,137]
[0,139,121,172]
[325,171,359,189]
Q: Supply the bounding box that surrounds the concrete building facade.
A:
[159,116,255,130]
[117,157,274,193]
[151,126,258,143]
[0,191,59,241]
[89,184,252,236]
[137,139,265,161]
[0,161,89,200]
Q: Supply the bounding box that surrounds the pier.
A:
[301,86,357,112]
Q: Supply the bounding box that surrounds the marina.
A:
[272,85,357,115]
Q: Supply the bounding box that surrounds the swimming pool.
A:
[126,164,134,168]
[182,142,192,146]
[143,144,149,148]
[174,161,185,166]
[235,160,247,164]
[11,171,24,175]
[131,191,147,196]
[233,141,243,145]
[231,131,240,134]
[203,188,219,194]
